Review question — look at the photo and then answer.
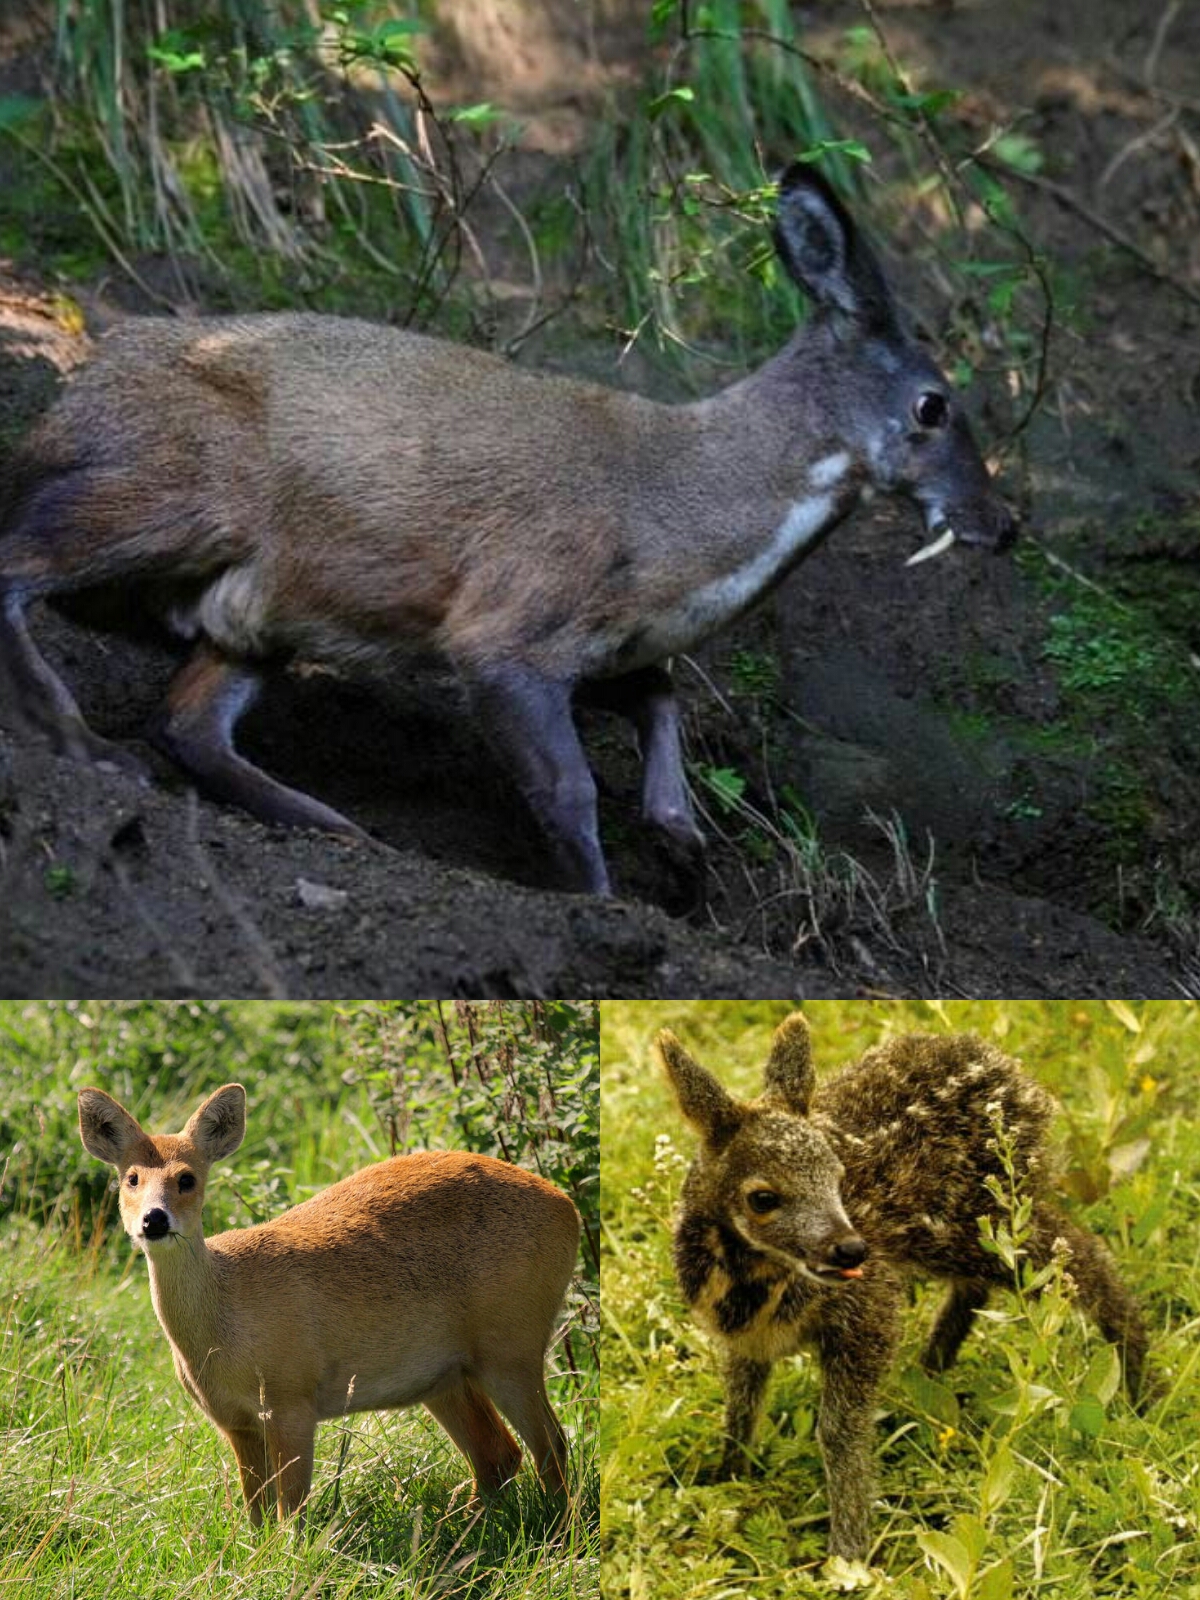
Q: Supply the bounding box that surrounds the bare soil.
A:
[1,0,1197,997]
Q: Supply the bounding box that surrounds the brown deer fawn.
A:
[78,1082,580,1525]
[2,165,1014,894]
[660,1013,1147,1564]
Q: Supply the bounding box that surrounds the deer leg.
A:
[581,665,704,857]
[718,1356,772,1478]
[816,1286,900,1563]
[425,1377,523,1497]
[467,660,610,895]
[477,1360,570,1497]
[922,1279,990,1374]
[153,640,366,837]
[1034,1212,1149,1403]
[0,585,149,776]
[225,1424,272,1526]
[265,1409,317,1523]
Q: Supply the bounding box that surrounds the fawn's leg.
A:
[717,1356,772,1478]
[1034,1211,1148,1402]
[816,1285,900,1563]
[921,1280,990,1374]
[225,1424,272,1526]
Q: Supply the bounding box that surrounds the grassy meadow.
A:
[600,1000,1200,1600]
[0,1000,599,1599]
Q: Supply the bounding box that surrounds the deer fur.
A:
[78,1082,579,1525]
[0,166,1014,894]
[659,1013,1148,1563]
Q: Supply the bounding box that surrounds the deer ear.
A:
[762,1012,816,1115]
[657,1032,743,1150]
[78,1089,145,1166]
[774,163,898,333]
[184,1083,246,1161]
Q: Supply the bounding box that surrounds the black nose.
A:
[141,1209,170,1240]
[830,1235,867,1269]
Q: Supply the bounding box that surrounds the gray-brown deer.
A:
[1,166,1014,894]
[78,1083,580,1525]
[659,1013,1147,1564]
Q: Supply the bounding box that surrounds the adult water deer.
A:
[1,166,1014,894]
[660,1014,1147,1563]
[78,1082,580,1525]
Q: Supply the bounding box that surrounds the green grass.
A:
[0,1001,598,1599]
[600,1000,1200,1600]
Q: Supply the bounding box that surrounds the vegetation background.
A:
[0,998,599,1599]
[0,1,1197,997]
[600,998,1200,1599]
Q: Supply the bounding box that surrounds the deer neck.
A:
[143,1229,227,1377]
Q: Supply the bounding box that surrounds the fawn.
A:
[1,165,1014,893]
[659,1013,1147,1562]
[78,1082,580,1524]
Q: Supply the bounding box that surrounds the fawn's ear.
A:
[78,1088,146,1166]
[183,1083,246,1162]
[762,1012,816,1115]
[657,1032,744,1150]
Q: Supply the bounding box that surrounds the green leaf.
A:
[1082,1342,1122,1405]
[951,1513,987,1565]
[449,102,500,127]
[698,765,746,813]
[648,85,695,120]
[980,1441,1017,1514]
[992,132,1044,174]
[900,1367,961,1428]
[978,1556,1015,1600]
[1069,1394,1107,1437]
[147,27,206,74]
[795,138,873,165]
[916,1529,973,1597]
[894,88,962,118]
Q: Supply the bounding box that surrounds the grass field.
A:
[600,1000,1200,1600]
[0,1000,599,1599]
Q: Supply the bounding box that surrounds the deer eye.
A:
[178,1172,196,1192]
[126,1172,139,1188]
[747,1189,782,1215]
[913,391,949,429]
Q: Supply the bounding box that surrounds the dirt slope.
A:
[1,0,1197,998]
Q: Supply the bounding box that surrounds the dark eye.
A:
[178,1172,196,1192]
[747,1190,782,1215]
[126,1172,139,1188]
[914,391,949,429]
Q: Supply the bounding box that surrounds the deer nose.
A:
[141,1208,170,1240]
[829,1234,867,1270]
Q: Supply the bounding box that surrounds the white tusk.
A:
[905,526,956,567]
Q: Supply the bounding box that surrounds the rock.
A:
[296,878,349,912]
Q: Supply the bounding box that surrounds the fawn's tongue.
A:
[837,1266,864,1279]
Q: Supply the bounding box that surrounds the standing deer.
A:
[660,1013,1147,1563]
[78,1082,580,1525]
[1,165,1014,893]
